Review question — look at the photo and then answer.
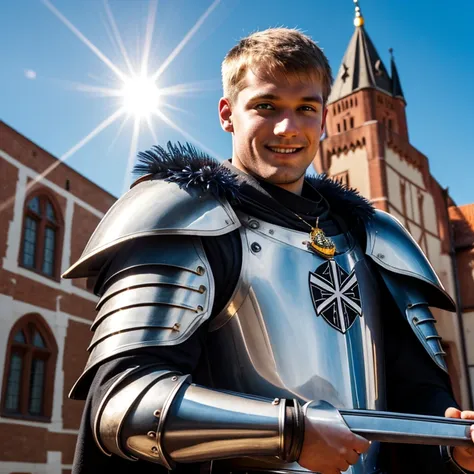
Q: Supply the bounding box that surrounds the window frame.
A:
[333,171,350,188]
[1,314,58,422]
[19,191,64,281]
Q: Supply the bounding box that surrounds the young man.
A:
[64,28,474,474]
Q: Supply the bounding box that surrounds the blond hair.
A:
[222,28,333,104]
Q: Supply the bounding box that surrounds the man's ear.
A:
[321,107,328,132]
[218,97,234,133]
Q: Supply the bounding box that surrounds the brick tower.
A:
[315,1,472,406]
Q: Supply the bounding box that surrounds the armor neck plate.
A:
[206,212,386,474]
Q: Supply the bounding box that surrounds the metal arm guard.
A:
[96,367,304,469]
[64,179,240,397]
[365,210,456,372]
[69,235,215,396]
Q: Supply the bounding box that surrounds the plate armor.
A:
[64,179,455,474]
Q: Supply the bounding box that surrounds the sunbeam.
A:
[42,0,127,81]
[159,79,220,97]
[106,113,131,155]
[162,102,194,116]
[153,110,221,160]
[151,0,221,81]
[145,116,159,145]
[141,0,158,76]
[123,117,141,192]
[0,108,125,214]
[103,0,136,76]
[62,81,122,97]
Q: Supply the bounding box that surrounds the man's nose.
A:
[274,114,299,138]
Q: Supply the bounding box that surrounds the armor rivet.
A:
[171,376,178,382]
[225,220,230,225]
[272,398,280,405]
[199,285,206,293]
[251,242,261,253]
[153,409,161,417]
[172,323,181,331]
[151,446,158,453]
[196,266,205,275]
[377,253,385,259]
[147,431,156,438]
[249,220,260,229]
[413,317,419,325]
[197,305,204,312]
[269,229,274,235]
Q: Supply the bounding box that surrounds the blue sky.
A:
[1,0,473,204]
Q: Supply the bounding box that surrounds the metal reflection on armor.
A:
[207,212,385,473]
[64,181,456,474]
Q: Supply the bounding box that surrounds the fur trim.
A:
[133,142,374,226]
[134,142,240,199]
[306,174,375,227]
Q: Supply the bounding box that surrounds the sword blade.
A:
[340,409,473,447]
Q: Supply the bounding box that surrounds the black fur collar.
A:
[133,142,375,228]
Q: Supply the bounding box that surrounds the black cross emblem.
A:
[309,260,362,333]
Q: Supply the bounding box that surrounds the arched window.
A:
[2,314,57,420]
[20,193,63,279]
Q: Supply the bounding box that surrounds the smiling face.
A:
[219,68,327,194]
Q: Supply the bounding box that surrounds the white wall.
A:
[328,147,371,199]
[385,147,470,406]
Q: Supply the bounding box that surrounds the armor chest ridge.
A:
[208,212,385,408]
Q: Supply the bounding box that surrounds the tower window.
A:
[333,171,350,187]
[337,123,341,133]
[350,117,355,129]
[343,119,347,131]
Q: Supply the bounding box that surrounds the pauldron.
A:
[365,210,455,372]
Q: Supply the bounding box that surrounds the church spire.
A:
[353,0,365,27]
[327,2,391,104]
[389,48,405,102]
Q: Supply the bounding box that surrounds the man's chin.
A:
[259,167,306,187]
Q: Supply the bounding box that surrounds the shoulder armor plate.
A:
[365,210,455,311]
[63,180,240,279]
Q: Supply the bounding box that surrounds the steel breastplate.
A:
[206,212,387,474]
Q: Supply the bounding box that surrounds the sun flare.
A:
[121,76,161,119]
[17,0,221,200]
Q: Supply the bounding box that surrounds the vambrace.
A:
[69,235,214,398]
[95,366,304,469]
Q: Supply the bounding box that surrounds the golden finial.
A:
[353,0,365,27]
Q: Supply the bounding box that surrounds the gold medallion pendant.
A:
[308,223,336,259]
[293,213,337,259]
